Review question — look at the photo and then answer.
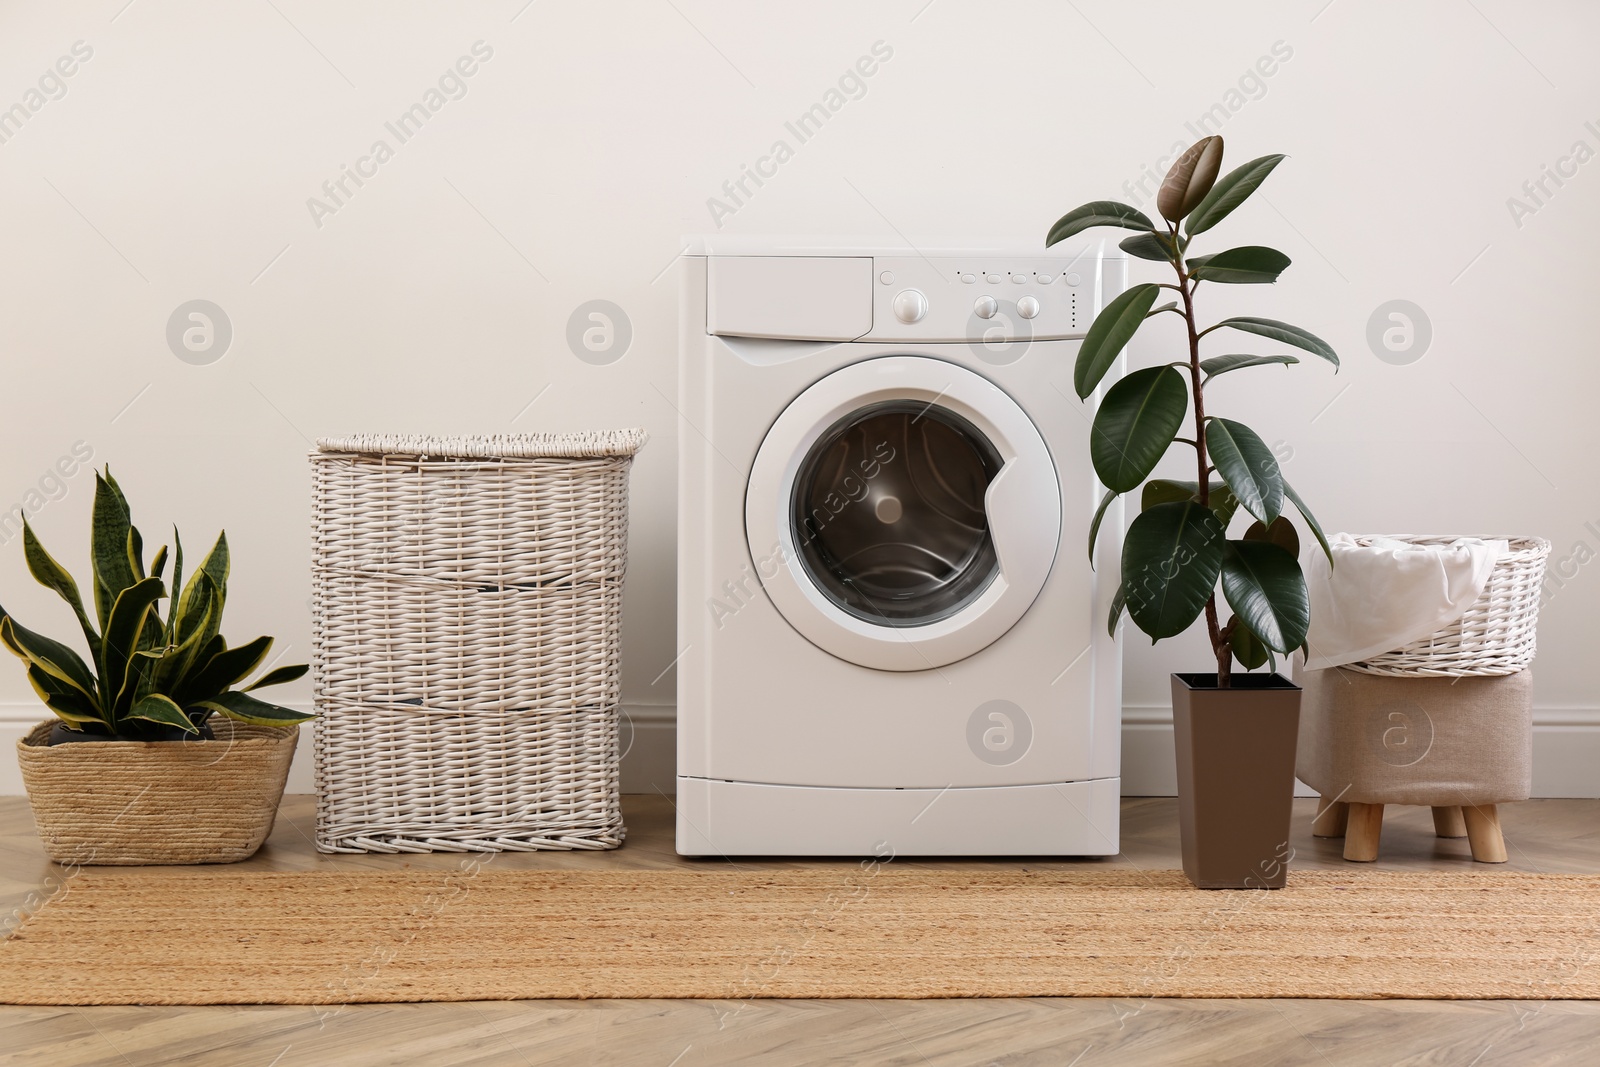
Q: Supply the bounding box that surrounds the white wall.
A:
[1,1,1597,796]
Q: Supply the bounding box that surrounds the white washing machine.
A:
[676,238,1127,856]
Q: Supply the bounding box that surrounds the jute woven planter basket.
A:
[1346,534,1550,678]
[17,719,298,865]
[310,431,645,854]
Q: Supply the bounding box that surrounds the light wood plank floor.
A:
[5,794,1600,1067]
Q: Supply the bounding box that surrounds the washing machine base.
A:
[675,776,1121,857]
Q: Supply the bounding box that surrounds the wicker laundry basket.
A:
[310,431,645,853]
[1344,535,1550,678]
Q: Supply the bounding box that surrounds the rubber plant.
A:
[1047,136,1337,687]
[0,468,313,739]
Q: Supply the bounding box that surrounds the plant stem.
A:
[1172,225,1231,688]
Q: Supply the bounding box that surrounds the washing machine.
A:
[676,238,1127,856]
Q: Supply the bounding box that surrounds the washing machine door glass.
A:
[792,401,1001,626]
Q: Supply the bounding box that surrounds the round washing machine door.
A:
[746,355,1061,671]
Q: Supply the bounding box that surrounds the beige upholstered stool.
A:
[1295,667,1532,863]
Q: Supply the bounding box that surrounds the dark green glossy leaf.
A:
[1089,488,1118,566]
[245,663,310,691]
[1146,301,1179,318]
[1121,501,1227,641]
[1140,478,1240,531]
[1206,418,1283,524]
[1201,353,1300,381]
[1074,283,1162,399]
[193,690,314,726]
[127,693,198,734]
[1209,317,1338,369]
[1244,516,1301,558]
[166,528,184,634]
[1090,367,1189,493]
[1220,539,1309,653]
[1186,154,1286,235]
[1228,613,1270,670]
[1190,245,1290,284]
[1158,136,1224,223]
[1119,232,1175,262]
[1046,200,1156,246]
[1284,479,1333,569]
[1108,584,1127,638]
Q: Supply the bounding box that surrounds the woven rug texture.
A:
[3,868,1598,1003]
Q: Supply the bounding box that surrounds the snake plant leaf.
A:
[91,472,137,631]
[175,567,221,648]
[22,521,100,659]
[26,664,103,724]
[149,544,168,579]
[1157,136,1224,223]
[176,635,273,706]
[166,527,184,635]
[1089,487,1119,566]
[128,524,145,580]
[1120,232,1177,262]
[1200,353,1300,381]
[192,690,314,726]
[1208,317,1338,369]
[1206,418,1283,524]
[245,663,310,691]
[103,576,166,721]
[1220,539,1310,654]
[1141,478,1241,530]
[1075,283,1162,399]
[1121,500,1226,641]
[1046,200,1156,246]
[1108,583,1127,638]
[1284,478,1333,569]
[1185,154,1286,235]
[1189,246,1291,284]
[1228,613,1271,670]
[1244,516,1301,558]
[127,693,198,734]
[1090,366,1189,493]
[0,614,100,706]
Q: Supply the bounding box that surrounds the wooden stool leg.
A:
[1462,804,1508,863]
[1313,798,1350,838]
[1432,806,1468,838]
[1343,803,1384,862]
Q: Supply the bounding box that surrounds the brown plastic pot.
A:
[1171,672,1301,889]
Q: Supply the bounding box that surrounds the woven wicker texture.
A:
[16,720,297,865]
[310,432,643,853]
[5,867,1600,1002]
[1345,535,1550,677]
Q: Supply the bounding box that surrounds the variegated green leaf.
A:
[127,693,198,734]
[245,663,310,691]
[193,690,313,726]
[0,614,100,708]
[22,521,100,661]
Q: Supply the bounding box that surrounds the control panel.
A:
[862,256,1100,344]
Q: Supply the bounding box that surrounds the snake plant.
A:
[0,468,312,739]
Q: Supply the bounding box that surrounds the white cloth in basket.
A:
[1302,534,1507,671]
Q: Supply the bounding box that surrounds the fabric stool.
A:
[1294,667,1532,863]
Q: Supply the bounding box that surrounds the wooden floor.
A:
[5,794,1600,1066]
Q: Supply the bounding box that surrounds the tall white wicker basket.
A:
[310,431,645,853]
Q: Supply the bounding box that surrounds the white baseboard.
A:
[3,703,1597,799]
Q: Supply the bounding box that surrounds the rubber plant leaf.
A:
[1205,418,1283,524]
[1074,283,1162,399]
[1120,500,1227,641]
[1046,200,1156,246]
[1089,366,1189,493]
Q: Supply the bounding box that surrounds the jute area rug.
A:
[3,867,1599,1004]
